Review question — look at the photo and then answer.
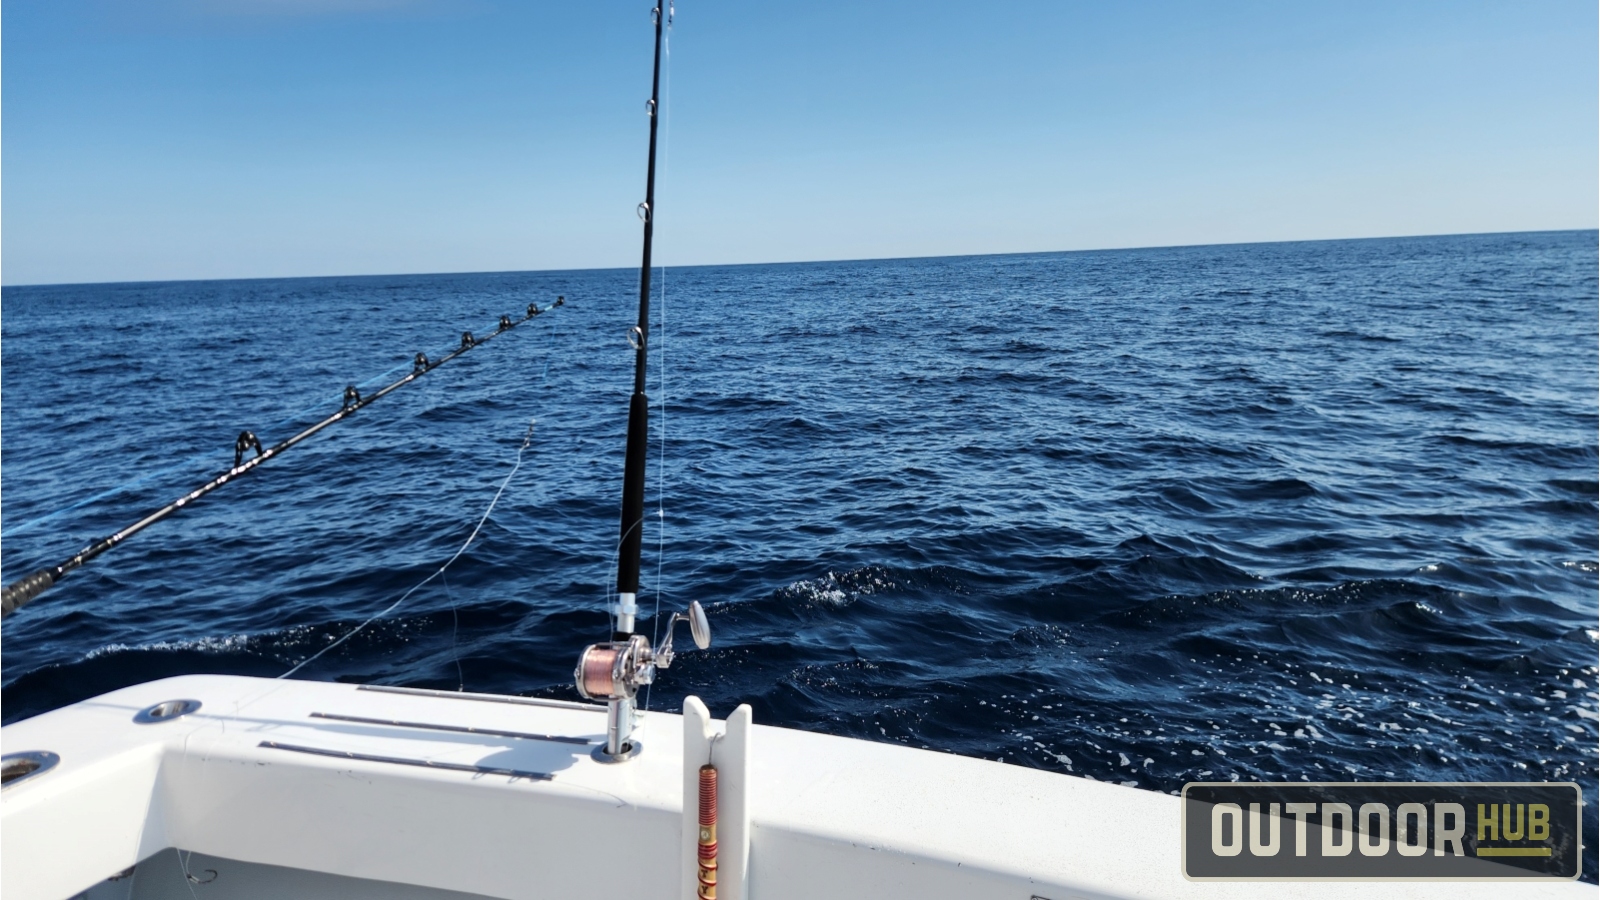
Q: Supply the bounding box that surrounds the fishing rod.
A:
[0,298,565,617]
[613,0,668,646]
[572,0,717,767]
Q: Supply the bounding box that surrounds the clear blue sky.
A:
[3,1,1595,285]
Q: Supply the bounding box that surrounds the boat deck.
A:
[1,675,1586,899]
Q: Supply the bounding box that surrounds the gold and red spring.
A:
[698,764,718,900]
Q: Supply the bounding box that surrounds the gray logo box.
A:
[1181,782,1582,881]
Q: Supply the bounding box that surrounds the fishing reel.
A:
[575,601,711,702]
[575,601,711,762]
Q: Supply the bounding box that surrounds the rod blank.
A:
[1,299,564,617]
[613,1,668,640]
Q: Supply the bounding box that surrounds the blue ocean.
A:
[3,231,1596,877]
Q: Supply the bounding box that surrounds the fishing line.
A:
[434,332,554,695]
[2,310,542,541]
[645,4,674,715]
[178,849,215,892]
[443,570,465,692]
[278,419,537,680]
[645,268,669,715]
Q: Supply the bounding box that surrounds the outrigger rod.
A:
[573,1,710,762]
[1,302,561,618]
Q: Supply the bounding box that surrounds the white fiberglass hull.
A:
[0,675,1585,899]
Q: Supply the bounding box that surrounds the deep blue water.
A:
[3,231,1596,877]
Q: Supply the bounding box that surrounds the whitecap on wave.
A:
[775,566,898,608]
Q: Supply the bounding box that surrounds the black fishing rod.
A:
[612,0,668,642]
[0,298,564,617]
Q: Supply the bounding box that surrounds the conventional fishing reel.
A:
[575,601,711,762]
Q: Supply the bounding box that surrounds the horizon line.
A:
[4,227,1593,290]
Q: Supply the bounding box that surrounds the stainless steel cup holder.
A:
[134,698,202,724]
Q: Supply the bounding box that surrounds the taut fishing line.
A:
[645,1,673,714]
[278,419,537,680]
[442,570,465,691]
[438,328,553,693]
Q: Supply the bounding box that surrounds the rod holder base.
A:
[591,740,642,764]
